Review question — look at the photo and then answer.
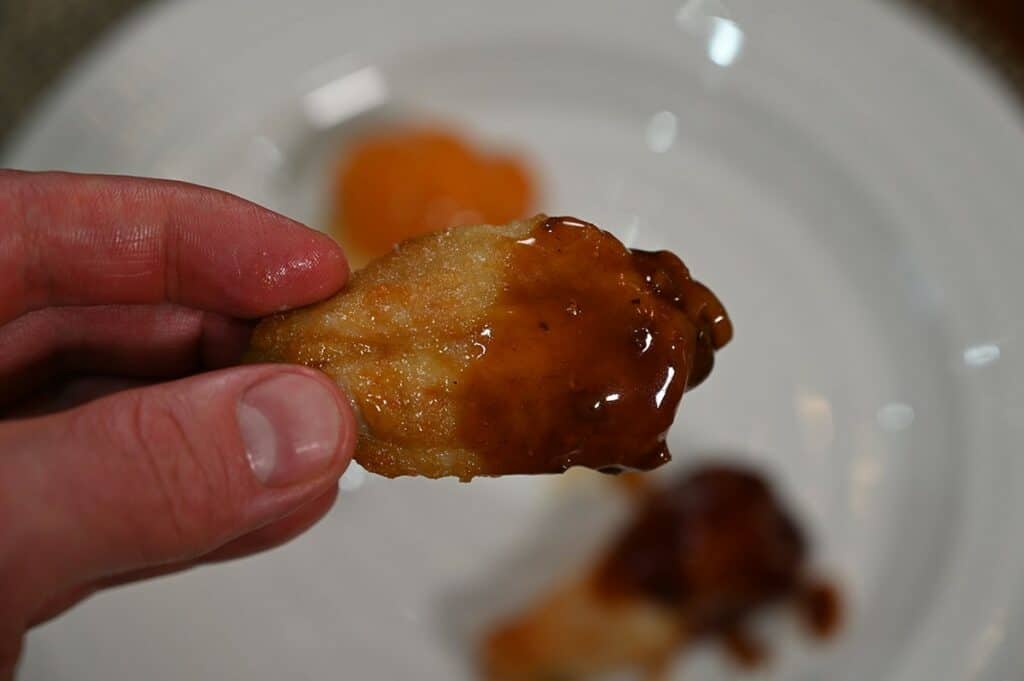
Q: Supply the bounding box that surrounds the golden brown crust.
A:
[247,218,536,480]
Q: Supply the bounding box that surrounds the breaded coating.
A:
[248,215,731,480]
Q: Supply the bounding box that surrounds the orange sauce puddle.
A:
[331,127,536,259]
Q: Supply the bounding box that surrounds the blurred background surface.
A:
[1,0,1022,149]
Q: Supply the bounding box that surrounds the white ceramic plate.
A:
[6,1,1024,679]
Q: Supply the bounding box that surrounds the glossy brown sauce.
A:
[457,216,732,475]
[598,467,842,663]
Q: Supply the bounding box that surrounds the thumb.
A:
[0,365,355,595]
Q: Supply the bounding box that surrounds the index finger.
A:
[0,170,349,324]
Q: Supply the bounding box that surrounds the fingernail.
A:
[237,373,342,486]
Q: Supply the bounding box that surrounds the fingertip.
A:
[272,364,359,478]
[235,365,356,488]
[230,223,350,318]
[292,365,358,476]
[285,227,351,308]
[311,228,351,289]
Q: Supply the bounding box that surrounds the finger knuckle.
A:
[104,392,245,558]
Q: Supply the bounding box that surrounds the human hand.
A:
[0,171,357,679]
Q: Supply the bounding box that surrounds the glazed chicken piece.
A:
[482,467,842,680]
[247,215,731,480]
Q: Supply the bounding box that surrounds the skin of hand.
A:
[0,170,358,680]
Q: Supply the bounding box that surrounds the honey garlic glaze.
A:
[458,216,732,475]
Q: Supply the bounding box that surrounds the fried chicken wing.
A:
[482,467,842,680]
[247,215,731,480]
[483,574,685,681]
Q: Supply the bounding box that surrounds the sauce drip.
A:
[598,467,842,658]
[458,216,732,475]
[333,127,535,258]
